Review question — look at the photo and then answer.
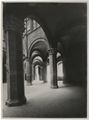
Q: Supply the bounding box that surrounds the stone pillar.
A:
[32,64,35,81]
[48,48,58,88]
[40,66,43,81]
[36,65,40,81]
[62,58,66,84]
[26,59,32,85]
[4,16,26,106]
[42,63,47,83]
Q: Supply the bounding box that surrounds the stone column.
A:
[32,64,35,81]
[36,65,40,81]
[42,63,47,83]
[4,16,26,106]
[48,48,58,88]
[38,66,42,81]
[26,59,32,85]
[62,58,66,84]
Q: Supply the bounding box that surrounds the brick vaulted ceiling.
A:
[3,3,87,51]
[3,3,86,35]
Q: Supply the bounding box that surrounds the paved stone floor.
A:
[2,80,87,118]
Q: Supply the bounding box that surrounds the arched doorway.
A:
[32,55,46,83]
[57,52,64,87]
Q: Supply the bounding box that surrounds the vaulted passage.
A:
[3,3,87,118]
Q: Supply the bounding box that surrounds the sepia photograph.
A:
[1,1,87,118]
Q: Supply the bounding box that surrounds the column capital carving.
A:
[48,48,57,55]
[3,16,24,33]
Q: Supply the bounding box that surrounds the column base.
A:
[5,97,26,107]
[43,80,47,83]
[51,85,58,89]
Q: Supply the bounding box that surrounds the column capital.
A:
[3,16,24,33]
[48,48,57,55]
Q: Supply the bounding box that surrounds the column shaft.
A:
[42,64,47,83]
[49,48,58,88]
[32,64,35,80]
[26,59,32,85]
[4,16,26,106]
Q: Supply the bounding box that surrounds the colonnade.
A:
[4,15,59,106]
[26,61,47,84]
[26,48,58,88]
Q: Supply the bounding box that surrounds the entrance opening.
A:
[57,52,64,86]
[32,56,43,82]
[35,65,40,81]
